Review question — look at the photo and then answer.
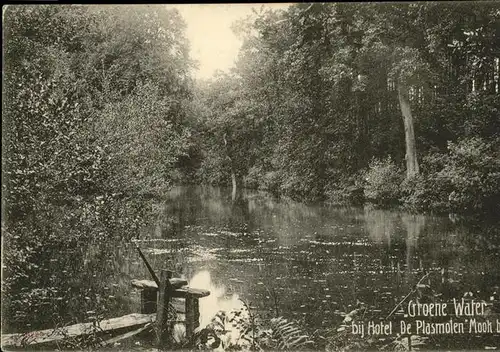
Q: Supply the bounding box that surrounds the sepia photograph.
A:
[2,2,500,351]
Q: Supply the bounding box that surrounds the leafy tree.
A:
[96,82,192,196]
[3,5,194,219]
[193,2,500,214]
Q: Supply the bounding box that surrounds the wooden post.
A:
[185,296,193,339]
[185,296,200,339]
[156,270,172,348]
[193,298,200,331]
[141,287,157,314]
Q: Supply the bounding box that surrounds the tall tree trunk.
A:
[231,169,237,201]
[397,82,419,178]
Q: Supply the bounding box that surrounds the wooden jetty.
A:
[2,270,210,349]
[1,313,156,348]
[133,269,210,346]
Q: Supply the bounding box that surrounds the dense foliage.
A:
[2,4,195,333]
[3,5,193,219]
[193,2,500,215]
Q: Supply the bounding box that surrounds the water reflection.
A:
[363,209,400,245]
[3,185,500,342]
[189,270,242,328]
[159,186,500,330]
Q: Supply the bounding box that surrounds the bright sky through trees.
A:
[173,3,291,79]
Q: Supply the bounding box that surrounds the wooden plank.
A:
[2,313,156,348]
[132,279,157,289]
[132,278,187,290]
[102,323,152,346]
[171,287,210,298]
[131,279,210,298]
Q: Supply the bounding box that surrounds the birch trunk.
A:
[231,170,237,201]
[397,82,419,178]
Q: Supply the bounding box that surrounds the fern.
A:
[268,317,314,350]
[192,300,313,351]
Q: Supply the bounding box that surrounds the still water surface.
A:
[4,186,500,344]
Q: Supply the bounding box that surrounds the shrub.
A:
[400,152,451,212]
[325,173,365,206]
[243,166,283,194]
[402,138,500,215]
[363,157,403,206]
[196,153,230,186]
[441,137,500,214]
[260,171,282,194]
[243,165,263,189]
[280,171,324,201]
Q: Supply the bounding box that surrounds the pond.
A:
[3,185,500,348]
